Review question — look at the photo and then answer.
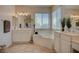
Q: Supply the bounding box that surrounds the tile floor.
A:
[4,43,54,53]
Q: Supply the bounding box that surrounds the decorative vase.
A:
[25,23,28,27]
[62,28,64,31]
[67,27,71,32]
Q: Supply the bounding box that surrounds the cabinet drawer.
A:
[61,39,72,53]
[54,32,61,52]
[54,32,60,39]
[61,34,71,42]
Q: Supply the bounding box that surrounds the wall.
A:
[52,5,79,31]
[61,6,79,32]
[0,5,15,47]
[15,6,52,30]
[15,6,51,13]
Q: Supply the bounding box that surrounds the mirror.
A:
[4,20,10,33]
[71,15,79,32]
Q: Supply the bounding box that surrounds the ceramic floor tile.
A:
[4,43,54,53]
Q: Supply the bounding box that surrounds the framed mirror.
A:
[71,16,79,32]
[4,20,10,33]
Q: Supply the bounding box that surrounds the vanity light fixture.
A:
[71,15,79,18]
[17,12,30,16]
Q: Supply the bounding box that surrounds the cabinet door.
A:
[61,35,71,53]
[54,32,61,52]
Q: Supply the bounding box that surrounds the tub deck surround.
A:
[54,31,79,53]
[33,34,54,50]
[36,29,54,39]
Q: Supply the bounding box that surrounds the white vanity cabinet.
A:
[54,31,75,53]
[54,32,61,52]
[12,28,33,43]
[60,34,72,53]
[72,36,79,52]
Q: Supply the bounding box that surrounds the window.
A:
[52,8,61,30]
[35,13,49,29]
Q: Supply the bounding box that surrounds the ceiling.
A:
[15,5,53,8]
[15,5,79,9]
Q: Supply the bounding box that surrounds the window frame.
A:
[35,12,49,29]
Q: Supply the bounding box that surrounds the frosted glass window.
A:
[35,13,49,29]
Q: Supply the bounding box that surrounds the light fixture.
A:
[17,12,30,16]
[71,15,79,18]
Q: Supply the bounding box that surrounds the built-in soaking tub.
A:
[33,34,54,49]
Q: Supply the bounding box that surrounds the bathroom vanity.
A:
[54,31,79,53]
[72,36,79,52]
[12,28,34,43]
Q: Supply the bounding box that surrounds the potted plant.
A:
[61,17,66,31]
[66,18,72,32]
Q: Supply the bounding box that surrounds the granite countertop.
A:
[54,31,79,37]
[55,31,79,43]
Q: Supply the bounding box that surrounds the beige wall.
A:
[15,5,51,20]
[52,5,79,19]
[52,5,79,31]
[15,6,51,13]
[0,5,15,16]
[15,6,52,29]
